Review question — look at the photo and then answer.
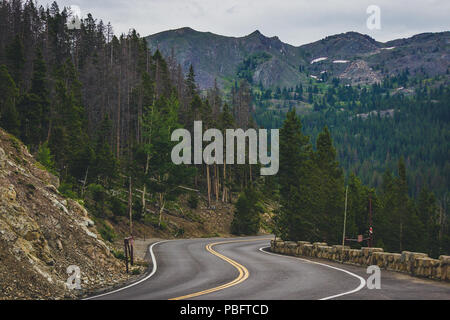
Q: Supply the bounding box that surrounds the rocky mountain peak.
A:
[248,29,263,37]
[145,28,449,89]
[174,26,195,34]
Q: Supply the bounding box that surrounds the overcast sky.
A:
[48,0,449,46]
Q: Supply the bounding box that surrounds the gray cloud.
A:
[49,0,449,45]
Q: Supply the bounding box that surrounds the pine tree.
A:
[388,157,423,252]
[143,95,194,227]
[417,187,439,256]
[93,116,117,185]
[219,104,235,202]
[0,65,20,136]
[36,141,56,173]
[18,49,50,148]
[185,64,197,98]
[378,169,397,251]
[50,59,88,175]
[395,157,408,251]
[346,173,364,239]
[277,110,314,241]
[5,35,25,86]
[314,126,344,243]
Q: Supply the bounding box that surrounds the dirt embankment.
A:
[0,129,137,299]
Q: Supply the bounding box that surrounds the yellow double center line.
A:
[169,238,270,300]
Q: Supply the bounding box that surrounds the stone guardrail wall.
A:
[270,240,450,282]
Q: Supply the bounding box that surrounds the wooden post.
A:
[129,237,134,266]
[123,237,134,273]
[342,185,348,262]
[128,176,133,236]
[124,238,129,273]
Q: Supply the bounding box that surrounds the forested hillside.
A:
[0,0,263,241]
[253,72,450,256]
[277,110,449,257]
[253,75,450,198]
[0,0,448,258]
[147,25,449,201]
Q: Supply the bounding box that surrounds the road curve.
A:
[87,236,450,300]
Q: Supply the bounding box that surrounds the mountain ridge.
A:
[145,28,450,89]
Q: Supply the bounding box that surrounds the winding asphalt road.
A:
[87,236,450,300]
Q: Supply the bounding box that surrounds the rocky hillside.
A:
[0,129,130,299]
[145,28,449,88]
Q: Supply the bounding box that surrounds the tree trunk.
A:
[128,176,133,236]
[215,164,219,201]
[116,77,121,158]
[158,193,165,228]
[206,164,211,207]
[222,162,227,202]
[141,153,149,217]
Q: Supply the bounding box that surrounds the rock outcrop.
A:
[0,130,129,299]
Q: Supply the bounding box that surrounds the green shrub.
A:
[59,182,77,199]
[187,194,199,209]
[185,210,204,223]
[110,196,127,217]
[9,134,21,152]
[133,199,144,221]
[112,250,125,261]
[174,226,185,237]
[96,220,116,242]
[87,184,106,203]
[231,187,263,235]
[144,214,159,227]
[159,220,168,231]
[36,141,57,174]
[86,184,107,217]
[144,214,166,230]
[131,268,141,275]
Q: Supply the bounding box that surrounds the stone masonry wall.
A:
[270,240,450,282]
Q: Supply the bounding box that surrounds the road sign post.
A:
[124,236,134,273]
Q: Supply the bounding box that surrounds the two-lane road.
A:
[88,236,450,300]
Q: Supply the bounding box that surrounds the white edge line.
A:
[258,246,366,300]
[83,240,169,300]
[83,236,264,300]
